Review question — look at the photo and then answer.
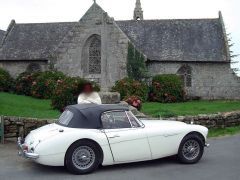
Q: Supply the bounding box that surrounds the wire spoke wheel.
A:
[72,146,96,170]
[182,139,200,161]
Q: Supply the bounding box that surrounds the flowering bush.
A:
[111,78,148,101]
[150,74,185,103]
[124,95,142,111]
[51,77,100,111]
[0,68,14,92]
[15,72,40,96]
[31,71,65,99]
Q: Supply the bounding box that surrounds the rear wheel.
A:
[65,140,101,174]
[177,134,204,164]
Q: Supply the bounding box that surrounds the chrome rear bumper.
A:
[17,137,39,160]
[205,143,210,148]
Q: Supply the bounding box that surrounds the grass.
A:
[208,126,240,138]
[0,92,240,137]
[142,101,240,118]
[0,92,60,119]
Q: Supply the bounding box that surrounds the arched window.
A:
[26,63,41,72]
[177,65,192,87]
[88,36,101,74]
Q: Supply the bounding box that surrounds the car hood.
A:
[25,123,64,148]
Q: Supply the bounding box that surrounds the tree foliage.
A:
[227,33,239,73]
[127,42,149,81]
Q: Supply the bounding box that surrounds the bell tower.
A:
[133,0,144,20]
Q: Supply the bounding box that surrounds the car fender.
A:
[34,128,113,166]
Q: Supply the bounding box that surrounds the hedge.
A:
[111,77,148,101]
[15,72,40,96]
[51,77,100,111]
[0,68,14,92]
[150,74,185,103]
[31,71,65,99]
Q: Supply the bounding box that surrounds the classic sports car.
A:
[18,104,209,174]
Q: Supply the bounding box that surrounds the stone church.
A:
[0,0,239,99]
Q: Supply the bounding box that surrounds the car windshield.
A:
[57,110,74,126]
[127,111,145,127]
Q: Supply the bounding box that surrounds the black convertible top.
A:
[62,104,129,129]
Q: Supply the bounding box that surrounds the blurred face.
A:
[83,84,93,94]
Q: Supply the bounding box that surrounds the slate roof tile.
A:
[116,19,228,62]
[0,22,76,60]
[0,18,228,62]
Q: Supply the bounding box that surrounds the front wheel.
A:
[177,134,204,164]
[65,140,101,174]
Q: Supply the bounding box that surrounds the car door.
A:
[102,111,151,163]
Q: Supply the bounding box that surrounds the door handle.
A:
[108,135,120,139]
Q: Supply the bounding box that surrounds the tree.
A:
[127,42,149,81]
[227,33,239,73]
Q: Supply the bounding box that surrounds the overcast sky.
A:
[0,0,239,75]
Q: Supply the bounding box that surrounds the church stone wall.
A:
[148,62,240,100]
[0,61,48,78]
[53,4,129,91]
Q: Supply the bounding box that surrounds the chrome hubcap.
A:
[72,146,95,170]
[182,139,200,160]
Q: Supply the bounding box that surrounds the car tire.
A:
[177,134,204,164]
[65,140,102,174]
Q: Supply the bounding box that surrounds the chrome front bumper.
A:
[17,137,39,160]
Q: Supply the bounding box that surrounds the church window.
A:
[26,63,41,72]
[177,65,192,87]
[89,36,101,74]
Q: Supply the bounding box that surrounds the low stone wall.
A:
[1,111,240,139]
[99,92,120,104]
[147,111,240,128]
[1,116,55,138]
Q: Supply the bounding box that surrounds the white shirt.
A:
[77,92,102,105]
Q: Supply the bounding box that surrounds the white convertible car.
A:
[18,104,209,174]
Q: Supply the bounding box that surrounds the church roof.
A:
[0,30,5,42]
[116,19,228,62]
[0,22,76,60]
[0,17,228,63]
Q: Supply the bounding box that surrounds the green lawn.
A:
[142,101,240,118]
[208,126,240,138]
[1,91,240,121]
[1,92,240,137]
[0,92,60,119]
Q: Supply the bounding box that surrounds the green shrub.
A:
[15,72,40,96]
[31,71,65,99]
[150,74,185,103]
[51,77,100,111]
[0,68,14,92]
[111,78,148,101]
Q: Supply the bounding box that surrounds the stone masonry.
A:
[2,111,240,139]
[0,1,239,99]
[148,62,240,99]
